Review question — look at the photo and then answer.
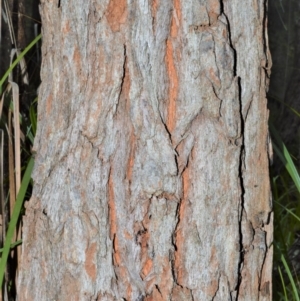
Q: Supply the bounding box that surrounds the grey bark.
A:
[18,0,272,300]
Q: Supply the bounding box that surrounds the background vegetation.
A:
[268,0,300,300]
[0,0,40,299]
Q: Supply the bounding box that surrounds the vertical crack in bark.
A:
[262,0,269,67]
[115,44,127,115]
[171,198,182,286]
[212,85,223,117]
[211,274,221,301]
[219,0,224,13]
[253,211,272,297]
[236,77,246,295]
[172,161,190,286]
[221,4,246,294]
[257,230,268,294]
[159,113,173,144]
[221,7,237,76]
[155,284,162,296]
[190,291,195,301]
[108,167,119,267]
[170,217,179,290]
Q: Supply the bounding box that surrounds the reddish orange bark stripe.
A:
[113,237,121,265]
[127,132,135,182]
[84,242,97,281]
[62,20,70,34]
[46,94,53,115]
[174,0,182,26]
[165,39,178,133]
[108,170,117,239]
[141,258,153,278]
[126,285,132,300]
[106,0,127,32]
[151,0,159,19]
[165,0,181,133]
[171,0,181,37]
[108,172,124,270]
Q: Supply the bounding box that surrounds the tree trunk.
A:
[18,1,272,300]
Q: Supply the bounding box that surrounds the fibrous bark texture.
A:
[18,0,272,300]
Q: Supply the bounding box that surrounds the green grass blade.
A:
[270,123,300,194]
[278,265,289,301]
[275,200,300,223]
[0,240,22,253]
[0,34,42,93]
[281,254,300,301]
[0,157,34,287]
[268,94,300,118]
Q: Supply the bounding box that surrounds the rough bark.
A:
[18,0,272,300]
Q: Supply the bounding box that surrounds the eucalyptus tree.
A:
[18,1,272,300]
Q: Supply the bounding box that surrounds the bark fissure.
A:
[115,44,127,115]
[221,10,237,77]
[236,75,246,295]
[211,275,221,301]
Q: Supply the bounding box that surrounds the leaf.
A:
[270,123,300,194]
[0,34,42,94]
[0,158,34,287]
[281,254,300,301]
